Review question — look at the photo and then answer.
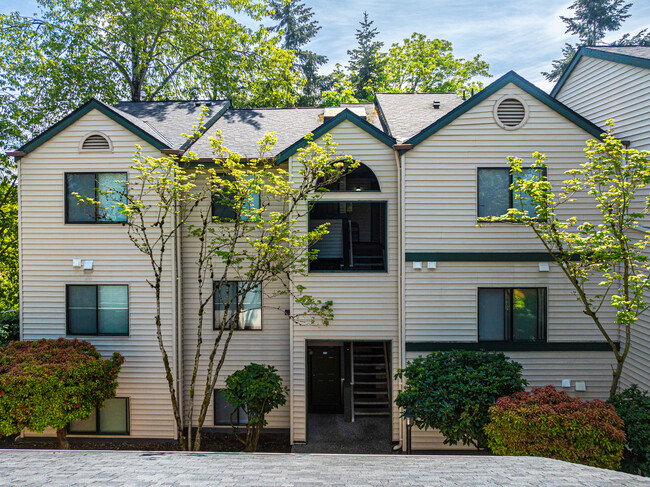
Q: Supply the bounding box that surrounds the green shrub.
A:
[0,338,124,448]
[394,349,526,449]
[486,385,625,470]
[609,385,650,476]
[224,363,288,452]
[0,310,19,347]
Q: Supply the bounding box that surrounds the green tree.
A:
[0,338,124,449]
[382,33,490,93]
[269,0,331,106]
[347,12,386,101]
[544,0,632,81]
[482,123,650,398]
[224,363,288,452]
[395,350,526,449]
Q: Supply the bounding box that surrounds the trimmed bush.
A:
[394,350,526,449]
[0,338,124,448]
[0,310,19,347]
[485,385,625,470]
[609,385,650,476]
[224,363,288,452]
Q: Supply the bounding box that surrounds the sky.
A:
[1,0,649,92]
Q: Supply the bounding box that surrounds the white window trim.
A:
[493,94,529,131]
[79,131,114,153]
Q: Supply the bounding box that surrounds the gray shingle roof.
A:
[375,93,464,142]
[191,104,383,159]
[113,100,229,149]
[589,46,650,60]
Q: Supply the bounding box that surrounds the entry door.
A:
[309,346,343,413]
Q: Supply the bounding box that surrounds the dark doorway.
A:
[308,345,343,413]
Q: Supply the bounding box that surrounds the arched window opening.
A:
[320,162,380,192]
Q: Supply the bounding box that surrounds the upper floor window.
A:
[65,172,127,223]
[214,281,262,330]
[211,176,260,222]
[309,201,387,272]
[477,167,541,218]
[69,397,129,435]
[319,162,380,192]
[80,133,112,152]
[67,284,129,336]
[478,287,547,342]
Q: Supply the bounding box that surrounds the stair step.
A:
[354,400,390,406]
[354,391,389,396]
[354,372,387,376]
[355,411,391,417]
[353,354,385,358]
[355,381,386,385]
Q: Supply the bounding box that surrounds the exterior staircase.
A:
[352,342,391,417]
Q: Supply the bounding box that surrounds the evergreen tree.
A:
[269,0,330,106]
[347,12,386,101]
[544,0,632,81]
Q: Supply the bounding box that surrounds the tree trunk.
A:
[56,428,69,450]
[609,356,624,399]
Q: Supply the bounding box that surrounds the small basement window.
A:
[494,97,528,130]
[214,390,248,426]
[80,133,112,151]
[69,397,130,435]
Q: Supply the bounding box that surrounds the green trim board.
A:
[180,101,231,152]
[406,341,617,352]
[17,99,170,156]
[552,47,650,98]
[404,71,605,148]
[404,252,578,262]
[274,108,396,164]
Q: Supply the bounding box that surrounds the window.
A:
[319,163,380,192]
[309,201,387,271]
[477,167,541,218]
[67,285,129,336]
[69,398,129,434]
[214,390,247,426]
[211,176,260,222]
[213,282,262,330]
[65,172,127,223]
[478,288,547,342]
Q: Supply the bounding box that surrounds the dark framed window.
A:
[69,397,130,435]
[211,175,260,222]
[478,288,547,342]
[214,390,248,426]
[309,201,387,271]
[66,285,129,336]
[477,167,543,218]
[65,172,127,223]
[319,163,380,192]
[213,281,262,330]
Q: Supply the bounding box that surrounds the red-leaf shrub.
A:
[0,338,124,448]
[485,385,626,470]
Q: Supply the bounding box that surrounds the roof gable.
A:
[17,99,172,156]
[404,71,604,148]
[551,46,650,97]
[274,108,396,164]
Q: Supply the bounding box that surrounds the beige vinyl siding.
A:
[404,83,606,252]
[180,176,291,429]
[19,109,177,439]
[290,120,400,444]
[556,56,650,150]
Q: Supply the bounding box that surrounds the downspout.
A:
[392,144,411,451]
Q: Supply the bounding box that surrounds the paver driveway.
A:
[1,450,649,486]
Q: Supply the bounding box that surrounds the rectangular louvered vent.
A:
[82,134,110,150]
[496,98,526,127]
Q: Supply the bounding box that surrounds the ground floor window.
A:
[478,288,547,342]
[214,390,248,426]
[309,201,387,271]
[69,397,130,435]
[66,284,129,336]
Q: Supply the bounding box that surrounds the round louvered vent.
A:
[495,97,527,129]
[82,134,111,150]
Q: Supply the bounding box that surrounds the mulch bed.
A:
[0,432,291,453]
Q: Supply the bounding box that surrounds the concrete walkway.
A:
[1,450,649,486]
